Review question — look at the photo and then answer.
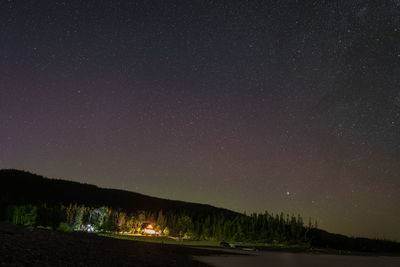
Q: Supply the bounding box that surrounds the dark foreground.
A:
[0,222,229,267]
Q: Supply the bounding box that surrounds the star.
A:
[1,0,400,241]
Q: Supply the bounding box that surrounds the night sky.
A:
[1,0,400,240]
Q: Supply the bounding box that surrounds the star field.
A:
[1,0,400,240]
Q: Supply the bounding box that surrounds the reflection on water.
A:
[194,251,400,267]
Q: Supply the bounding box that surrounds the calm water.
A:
[194,250,400,267]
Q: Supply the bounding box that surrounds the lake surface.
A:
[194,250,400,267]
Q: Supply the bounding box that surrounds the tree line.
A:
[2,170,400,253]
[5,203,315,244]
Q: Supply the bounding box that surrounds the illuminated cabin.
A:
[141,223,156,235]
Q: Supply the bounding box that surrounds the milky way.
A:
[1,0,400,240]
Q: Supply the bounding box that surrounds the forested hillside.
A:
[1,169,399,253]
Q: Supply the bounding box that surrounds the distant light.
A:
[144,229,156,235]
[86,224,94,232]
[286,191,290,196]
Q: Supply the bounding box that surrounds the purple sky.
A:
[1,0,400,240]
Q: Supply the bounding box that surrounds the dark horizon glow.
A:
[1,0,400,240]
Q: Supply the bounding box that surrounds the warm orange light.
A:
[147,224,153,229]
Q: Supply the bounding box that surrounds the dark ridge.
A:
[0,169,239,219]
[1,169,399,254]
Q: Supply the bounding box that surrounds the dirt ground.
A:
[0,222,226,266]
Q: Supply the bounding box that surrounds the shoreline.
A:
[1,222,399,267]
[0,222,231,266]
